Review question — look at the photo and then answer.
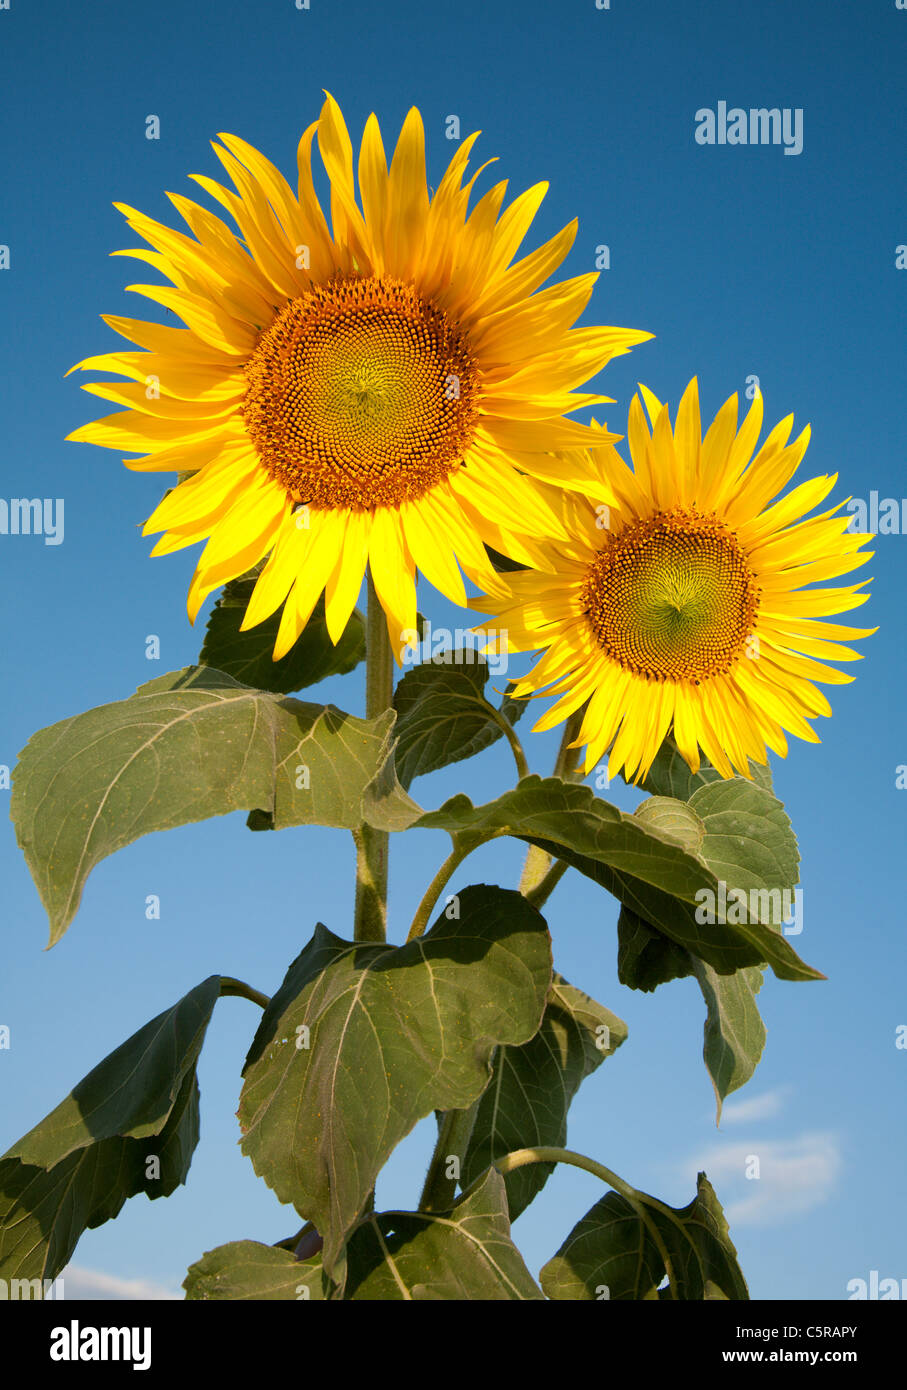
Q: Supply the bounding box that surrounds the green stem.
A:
[517,842,553,898]
[406,839,470,942]
[524,858,569,912]
[553,707,586,781]
[353,569,394,943]
[419,1102,482,1212]
[517,709,586,897]
[494,1147,678,1297]
[405,833,499,942]
[218,976,270,1010]
[364,569,395,723]
[490,707,530,781]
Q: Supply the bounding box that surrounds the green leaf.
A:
[344,1169,544,1300]
[541,1171,748,1301]
[650,1172,749,1300]
[638,733,774,800]
[0,977,220,1283]
[604,860,815,980]
[633,795,705,856]
[11,665,417,943]
[200,577,365,695]
[462,977,627,1220]
[238,885,552,1277]
[539,1189,665,1300]
[690,777,799,897]
[415,776,820,981]
[615,784,786,1004]
[416,776,716,900]
[184,1242,325,1300]
[693,960,766,1122]
[682,776,794,1113]
[392,653,525,789]
[617,908,694,992]
[611,806,702,989]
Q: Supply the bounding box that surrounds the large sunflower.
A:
[474,380,875,782]
[67,94,650,658]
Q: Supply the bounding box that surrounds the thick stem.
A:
[352,826,388,943]
[364,569,395,724]
[524,858,569,911]
[517,842,554,898]
[353,570,393,943]
[518,708,586,898]
[419,1101,482,1212]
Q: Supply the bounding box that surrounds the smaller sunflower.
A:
[473,380,876,782]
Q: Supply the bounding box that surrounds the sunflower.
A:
[66,93,650,658]
[474,380,875,782]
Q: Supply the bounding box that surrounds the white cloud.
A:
[720,1086,791,1125]
[683,1130,842,1226]
[59,1266,181,1300]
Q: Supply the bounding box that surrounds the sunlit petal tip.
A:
[637,383,664,426]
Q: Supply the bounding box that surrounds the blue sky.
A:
[1,0,905,1301]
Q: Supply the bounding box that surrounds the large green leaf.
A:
[618,783,779,1110]
[11,665,417,943]
[617,913,767,1114]
[392,653,525,789]
[638,733,774,800]
[238,885,551,1277]
[415,777,819,981]
[344,1169,544,1300]
[539,1190,664,1300]
[184,1241,325,1300]
[184,1171,543,1302]
[0,977,220,1284]
[541,1171,748,1301]
[693,960,766,1122]
[416,777,715,900]
[200,578,364,695]
[679,778,791,1114]
[461,977,627,1220]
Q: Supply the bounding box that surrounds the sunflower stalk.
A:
[518,707,586,898]
[418,1102,482,1212]
[352,569,393,943]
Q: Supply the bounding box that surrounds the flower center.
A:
[242,275,481,510]
[581,509,759,682]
